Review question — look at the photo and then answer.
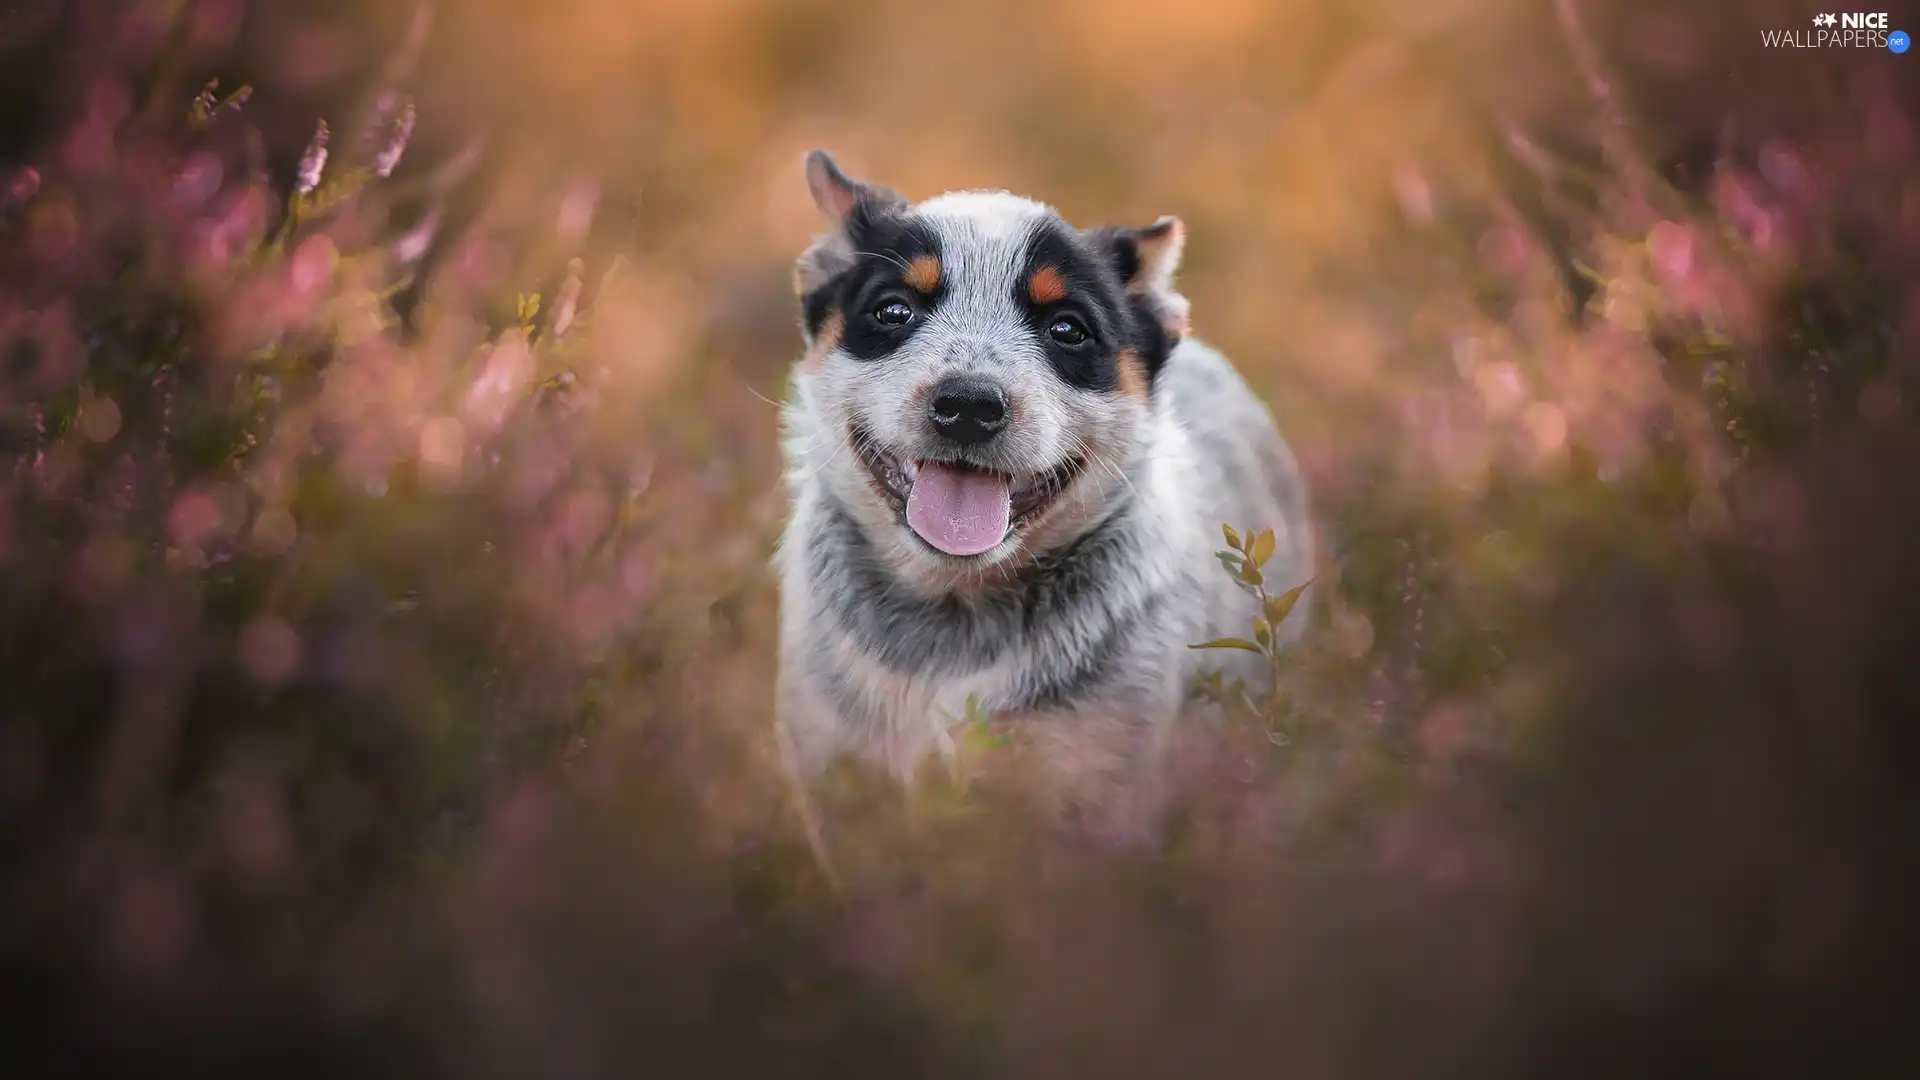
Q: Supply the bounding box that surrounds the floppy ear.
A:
[1088,215,1191,340]
[794,149,907,296]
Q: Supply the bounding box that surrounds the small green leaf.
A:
[1238,563,1264,587]
[1190,638,1265,654]
[1215,550,1245,572]
[1261,594,1290,625]
[1222,524,1242,551]
[1264,577,1315,627]
[959,721,987,752]
[1250,529,1276,569]
[1252,616,1272,648]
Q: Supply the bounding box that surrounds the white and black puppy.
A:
[775,150,1312,843]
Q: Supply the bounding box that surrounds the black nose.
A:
[928,376,1008,445]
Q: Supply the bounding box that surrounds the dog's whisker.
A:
[852,249,910,273]
[794,425,854,484]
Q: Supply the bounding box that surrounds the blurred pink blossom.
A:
[171,152,224,210]
[1757,139,1810,198]
[4,164,39,204]
[187,0,243,51]
[556,179,601,244]
[1417,703,1473,763]
[1477,221,1535,278]
[1713,169,1782,254]
[288,235,340,297]
[1645,220,1695,282]
[546,489,612,561]
[167,491,223,547]
[61,79,131,177]
[373,100,416,179]
[238,616,303,686]
[394,208,441,263]
[1376,818,1473,892]
[295,119,330,195]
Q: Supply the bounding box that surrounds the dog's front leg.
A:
[773,665,849,890]
[1015,687,1182,849]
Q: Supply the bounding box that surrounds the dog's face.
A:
[790,150,1191,589]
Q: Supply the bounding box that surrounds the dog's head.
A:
[789,149,1190,588]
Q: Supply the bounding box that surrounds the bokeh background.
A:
[2,0,1915,1076]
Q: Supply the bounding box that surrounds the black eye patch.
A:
[1015,222,1139,393]
[799,216,946,362]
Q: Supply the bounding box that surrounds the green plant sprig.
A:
[1190,524,1312,743]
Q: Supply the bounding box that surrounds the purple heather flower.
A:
[295,119,330,195]
[394,208,440,263]
[4,165,39,205]
[373,100,415,180]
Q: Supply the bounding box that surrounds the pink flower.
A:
[372,100,415,179]
[294,119,329,195]
[1645,220,1695,282]
[556,178,600,244]
[394,208,440,263]
[3,165,38,205]
[172,152,224,210]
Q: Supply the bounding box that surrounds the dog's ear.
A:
[1088,215,1191,340]
[804,149,869,225]
[795,150,907,296]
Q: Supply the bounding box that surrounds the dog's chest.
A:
[823,634,1030,776]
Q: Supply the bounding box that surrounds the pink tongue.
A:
[905,462,1012,556]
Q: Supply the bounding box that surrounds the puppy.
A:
[775,150,1313,846]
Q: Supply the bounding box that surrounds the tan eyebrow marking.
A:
[903,255,941,293]
[801,311,844,373]
[1115,348,1149,400]
[1027,266,1067,305]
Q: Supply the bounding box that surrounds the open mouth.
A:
[852,425,1083,558]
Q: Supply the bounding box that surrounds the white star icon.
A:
[1818,13,1838,26]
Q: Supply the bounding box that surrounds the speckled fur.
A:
[775,152,1312,846]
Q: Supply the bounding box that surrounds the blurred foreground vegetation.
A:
[2,1,1915,1077]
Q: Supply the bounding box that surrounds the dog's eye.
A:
[1047,316,1089,346]
[872,300,914,327]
